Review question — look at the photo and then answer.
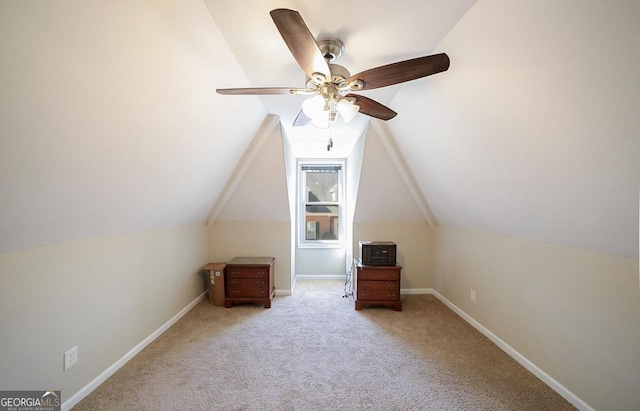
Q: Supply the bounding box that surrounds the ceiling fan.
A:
[216,8,450,128]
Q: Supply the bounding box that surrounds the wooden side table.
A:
[353,258,402,311]
[224,257,275,308]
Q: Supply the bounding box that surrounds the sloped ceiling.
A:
[1,1,638,258]
[0,1,265,252]
[355,127,425,223]
[217,126,289,222]
[389,0,640,257]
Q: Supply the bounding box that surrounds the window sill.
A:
[297,241,344,249]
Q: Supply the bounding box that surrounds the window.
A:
[299,163,344,245]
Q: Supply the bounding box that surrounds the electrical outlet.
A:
[470,290,476,302]
[64,346,78,371]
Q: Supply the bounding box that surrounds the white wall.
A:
[354,222,434,290]
[208,221,291,292]
[213,124,289,223]
[354,126,425,224]
[352,123,434,289]
[434,224,640,410]
[295,247,346,278]
[0,222,209,404]
[209,123,292,291]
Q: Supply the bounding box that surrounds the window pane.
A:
[306,169,339,202]
[305,205,339,240]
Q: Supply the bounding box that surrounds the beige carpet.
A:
[73,280,576,410]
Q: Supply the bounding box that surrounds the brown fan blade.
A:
[216,87,305,95]
[346,53,450,91]
[346,94,397,121]
[270,9,331,80]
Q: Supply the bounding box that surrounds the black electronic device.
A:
[359,241,397,266]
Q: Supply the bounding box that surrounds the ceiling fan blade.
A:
[293,110,311,127]
[346,53,450,91]
[346,94,397,121]
[216,87,305,95]
[270,9,331,80]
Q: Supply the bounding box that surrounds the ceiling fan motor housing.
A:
[317,39,344,62]
[329,63,350,86]
[305,63,349,89]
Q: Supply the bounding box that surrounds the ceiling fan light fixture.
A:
[336,98,359,123]
[310,112,330,129]
[302,94,326,118]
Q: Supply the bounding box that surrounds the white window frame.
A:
[297,160,345,248]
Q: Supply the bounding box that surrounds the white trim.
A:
[61,292,206,411]
[370,120,436,228]
[429,289,594,411]
[296,160,345,246]
[207,114,280,225]
[295,275,346,280]
[274,289,292,296]
[401,288,432,295]
[296,242,345,249]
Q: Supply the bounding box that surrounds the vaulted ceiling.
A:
[1,0,638,257]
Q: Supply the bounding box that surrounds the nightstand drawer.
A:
[357,269,400,281]
[228,278,268,288]
[227,288,270,298]
[358,289,399,301]
[358,280,399,297]
[227,268,269,279]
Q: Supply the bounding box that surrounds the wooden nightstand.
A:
[353,258,402,311]
[224,257,275,308]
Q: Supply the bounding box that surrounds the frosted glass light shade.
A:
[336,98,360,123]
[310,112,330,128]
[302,95,326,118]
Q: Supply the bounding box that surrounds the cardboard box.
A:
[203,263,226,306]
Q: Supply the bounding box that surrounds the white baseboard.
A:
[401,288,432,295]
[61,292,206,411]
[429,290,594,411]
[295,275,346,280]
[281,284,429,296]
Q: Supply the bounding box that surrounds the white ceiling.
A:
[1,0,638,257]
